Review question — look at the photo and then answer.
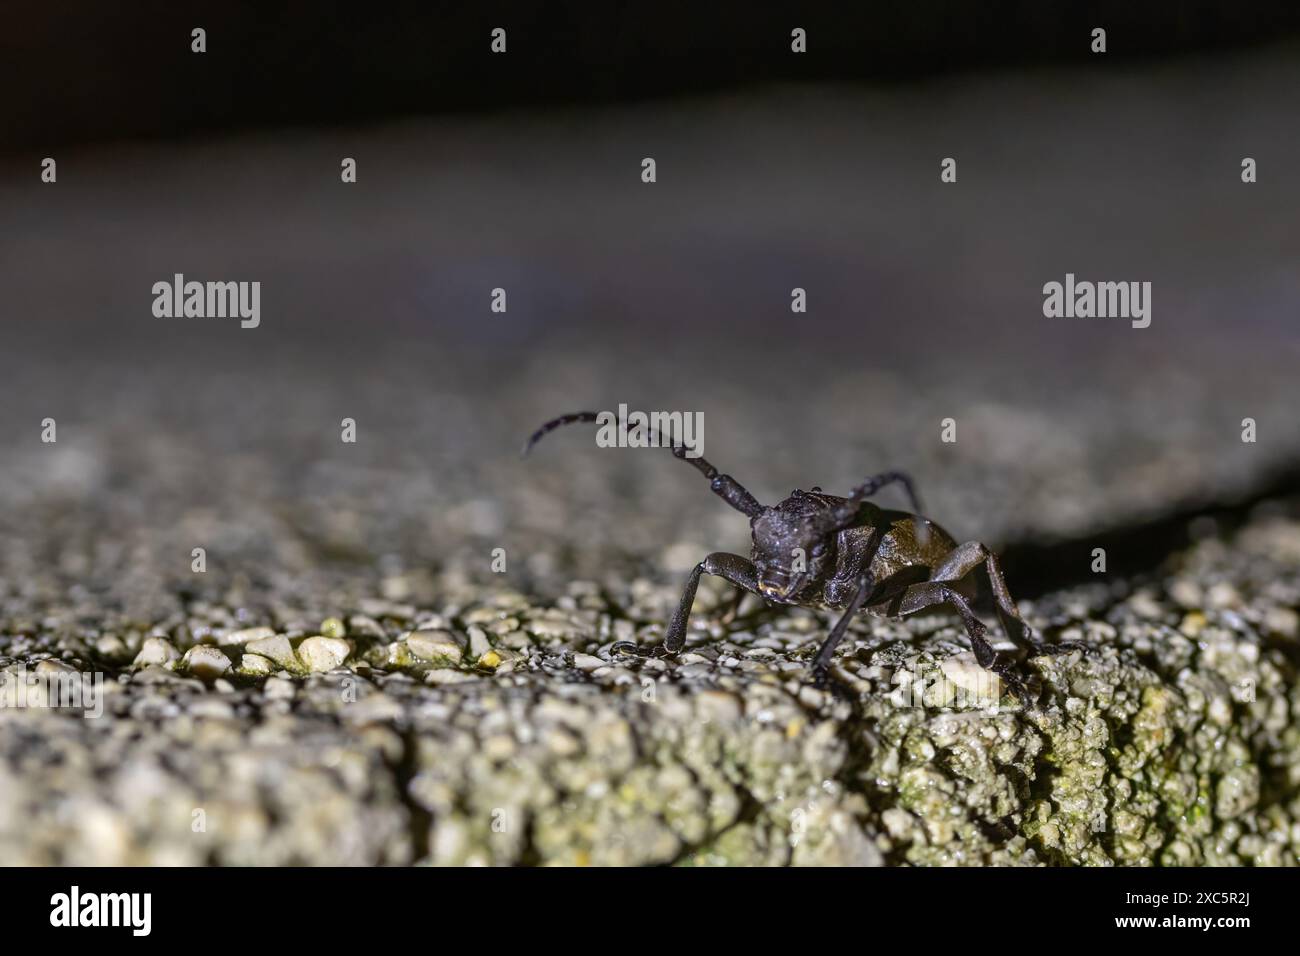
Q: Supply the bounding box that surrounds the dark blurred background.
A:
[6,1,1300,151]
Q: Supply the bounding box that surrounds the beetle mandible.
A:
[524,411,1074,699]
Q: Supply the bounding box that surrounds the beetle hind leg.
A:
[929,541,1080,656]
[896,581,1032,701]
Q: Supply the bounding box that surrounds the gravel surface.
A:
[1,496,1297,865]
[0,352,1296,865]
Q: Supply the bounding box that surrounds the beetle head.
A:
[750,492,836,602]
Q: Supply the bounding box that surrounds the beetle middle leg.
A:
[717,587,749,625]
[612,552,759,658]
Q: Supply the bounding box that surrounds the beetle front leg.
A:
[809,573,873,681]
[612,552,759,658]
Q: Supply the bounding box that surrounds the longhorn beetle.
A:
[524,412,1075,700]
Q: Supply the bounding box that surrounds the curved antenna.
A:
[523,411,765,518]
[819,471,926,537]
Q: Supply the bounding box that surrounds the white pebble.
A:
[182,645,232,679]
[132,637,179,668]
[239,653,274,676]
[95,635,128,657]
[297,636,351,673]
[225,626,277,645]
[468,626,492,657]
[245,634,299,671]
[405,629,465,662]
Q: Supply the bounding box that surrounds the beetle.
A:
[524,411,1074,700]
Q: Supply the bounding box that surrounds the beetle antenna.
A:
[822,470,927,537]
[523,411,765,518]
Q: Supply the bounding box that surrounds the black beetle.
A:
[524,412,1073,699]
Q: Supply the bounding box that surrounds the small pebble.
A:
[347,615,387,639]
[35,659,77,675]
[239,653,274,676]
[225,626,276,646]
[95,635,128,658]
[245,634,299,671]
[468,626,492,657]
[297,636,351,673]
[263,676,296,699]
[133,637,180,668]
[182,645,233,680]
[406,629,466,662]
